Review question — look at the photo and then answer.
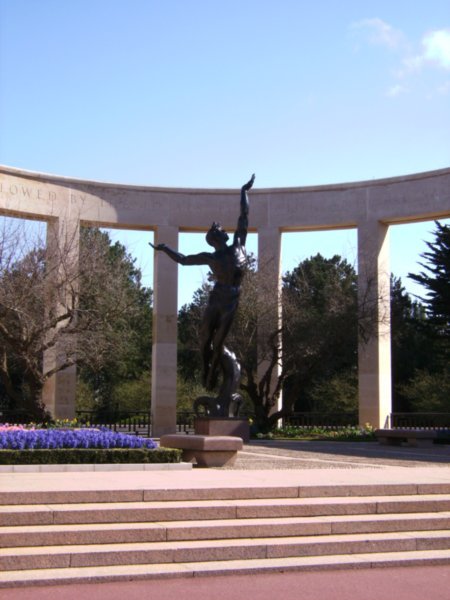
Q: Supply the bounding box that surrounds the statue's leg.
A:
[218,347,241,398]
[206,309,235,391]
[199,305,217,389]
[218,348,241,416]
[230,393,243,417]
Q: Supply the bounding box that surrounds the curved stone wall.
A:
[1,165,449,230]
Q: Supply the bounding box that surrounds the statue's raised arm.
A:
[234,173,255,246]
[149,242,212,267]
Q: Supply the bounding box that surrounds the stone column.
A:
[151,226,179,437]
[257,227,282,416]
[357,219,392,429]
[42,216,79,420]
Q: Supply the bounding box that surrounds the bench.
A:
[375,429,441,447]
[159,434,243,467]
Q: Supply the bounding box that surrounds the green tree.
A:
[0,222,152,420]
[177,283,210,387]
[76,229,153,417]
[390,275,431,412]
[282,254,358,415]
[398,369,450,413]
[408,221,450,344]
[398,221,450,414]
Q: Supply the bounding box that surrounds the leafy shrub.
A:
[0,447,181,465]
[269,424,376,441]
[399,369,450,412]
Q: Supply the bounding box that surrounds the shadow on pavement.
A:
[246,439,450,465]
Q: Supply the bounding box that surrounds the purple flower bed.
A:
[0,428,157,450]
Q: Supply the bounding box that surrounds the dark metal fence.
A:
[283,412,359,428]
[0,410,198,437]
[176,411,196,434]
[3,409,450,436]
[0,409,36,424]
[76,410,199,437]
[388,413,450,430]
[76,411,152,438]
[0,409,202,437]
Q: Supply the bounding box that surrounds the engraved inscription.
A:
[0,182,57,202]
[70,192,87,204]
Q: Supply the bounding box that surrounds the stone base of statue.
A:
[160,433,243,467]
[194,417,250,443]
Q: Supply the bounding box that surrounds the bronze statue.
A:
[150,174,255,416]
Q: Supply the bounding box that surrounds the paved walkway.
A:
[2,565,450,600]
[1,439,449,495]
[1,440,449,599]
[233,439,450,469]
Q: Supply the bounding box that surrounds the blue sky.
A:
[1,0,449,306]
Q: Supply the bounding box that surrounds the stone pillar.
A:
[257,227,282,416]
[151,226,179,437]
[357,220,392,429]
[42,217,79,420]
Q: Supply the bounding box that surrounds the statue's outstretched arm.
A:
[235,173,255,246]
[150,243,211,266]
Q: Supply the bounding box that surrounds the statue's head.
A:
[206,222,229,247]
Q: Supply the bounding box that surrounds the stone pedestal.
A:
[160,433,243,467]
[194,417,250,443]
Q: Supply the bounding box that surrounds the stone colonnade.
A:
[1,165,449,435]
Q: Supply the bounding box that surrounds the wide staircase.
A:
[1,481,450,587]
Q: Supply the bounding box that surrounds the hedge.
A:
[0,447,182,465]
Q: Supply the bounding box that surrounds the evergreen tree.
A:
[399,220,450,414]
[408,221,450,343]
[76,229,153,417]
[282,254,358,414]
[390,275,431,411]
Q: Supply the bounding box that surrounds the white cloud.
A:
[350,18,405,50]
[437,80,450,95]
[422,29,450,69]
[401,55,424,73]
[385,84,407,97]
[401,29,450,74]
[350,20,450,99]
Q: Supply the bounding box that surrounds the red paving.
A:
[1,566,450,600]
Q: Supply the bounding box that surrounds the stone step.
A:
[1,549,450,588]
[1,494,450,527]
[1,511,450,548]
[2,482,450,586]
[1,530,450,572]
[2,482,450,505]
